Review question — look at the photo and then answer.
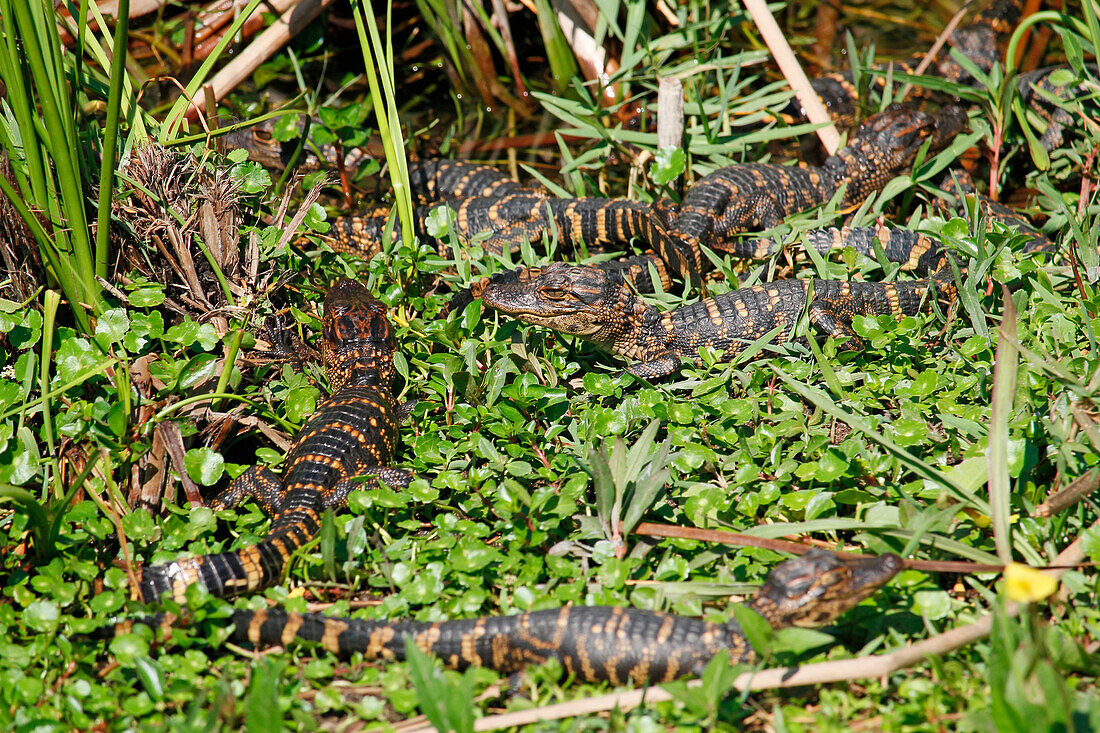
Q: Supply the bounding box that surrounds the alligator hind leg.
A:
[319,467,417,509]
[807,303,859,348]
[209,466,285,514]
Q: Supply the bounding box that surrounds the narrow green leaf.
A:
[987,286,1018,563]
[244,658,284,733]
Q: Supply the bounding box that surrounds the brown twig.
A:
[900,4,971,99]
[634,522,1005,573]
[184,0,337,122]
[1035,468,1100,518]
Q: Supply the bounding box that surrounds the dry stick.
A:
[635,522,1005,574]
[551,0,621,105]
[739,0,840,154]
[489,0,528,98]
[274,179,327,253]
[657,77,684,151]
[193,0,302,62]
[899,4,971,99]
[184,0,337,122]
[398,519,1096,733]
[1034,468,1100,518]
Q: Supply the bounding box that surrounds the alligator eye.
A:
[541,287,568,300]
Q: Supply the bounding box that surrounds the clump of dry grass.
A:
[0,153,45,302]
[113,143,250,323]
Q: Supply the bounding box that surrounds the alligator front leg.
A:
[210,466,285,515]
[316,468,418,510]
[624,351,681,380]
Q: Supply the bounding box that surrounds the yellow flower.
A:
[1004,563,1058,603]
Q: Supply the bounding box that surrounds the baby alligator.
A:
[717,168,1054,269]
[110,549,901,685]
[481,263,955,379]
[447,104,966,312]
[319,159,691,291]
[666,104,966,276]
[134,279,412,603]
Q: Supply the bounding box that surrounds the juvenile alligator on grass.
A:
[107,549,901,685]
[445,104,966,312]
[718,168,1054,271]
[318,159,692,290]
[480,263,956,379]
[133,279,412,603]
[663,104,965,274]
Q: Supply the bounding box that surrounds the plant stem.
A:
[95,0,131,281]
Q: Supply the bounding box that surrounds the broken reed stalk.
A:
[183,0,337,122]
[740,0,840,153]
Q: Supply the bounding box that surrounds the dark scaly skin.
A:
[110,550,901,685]
[1015,65,1097,153]
[317,160,689,293]
[134,280,412,603]
[480,263,955,379]
[712,167,1053,272]
[448,104,965,312]
[668,104,966,271]
[408,158,545,202]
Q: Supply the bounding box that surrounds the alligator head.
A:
[828,103,966,204]
[481,263,628,338]
[751,548,903,628]
[323,278,397,389]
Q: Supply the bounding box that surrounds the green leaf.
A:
[134,657,165,702]
[53,334,103,383]
[184,447,225,486]
[231,161,272,194]
[731,604,775,659]
[404,638,475,733]
[650,146,686,185]
[94,308,129,343]
[426,205,456,238]
[108,633,150,664]
[129,286,166,307]
[912,589,952,620]
[1080,525,1100,562]
[22,600,59,633]
[304,202,329,231]
[772,626,836,655]
[284,386,320,423]
[450,538,503,573]
[244,658,284,733]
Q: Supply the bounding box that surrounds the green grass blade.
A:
[159,0,265,143]
[769,365,980,509]
[94,0,130,280]
[351,0,414,249]
[987,286,1018,564]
